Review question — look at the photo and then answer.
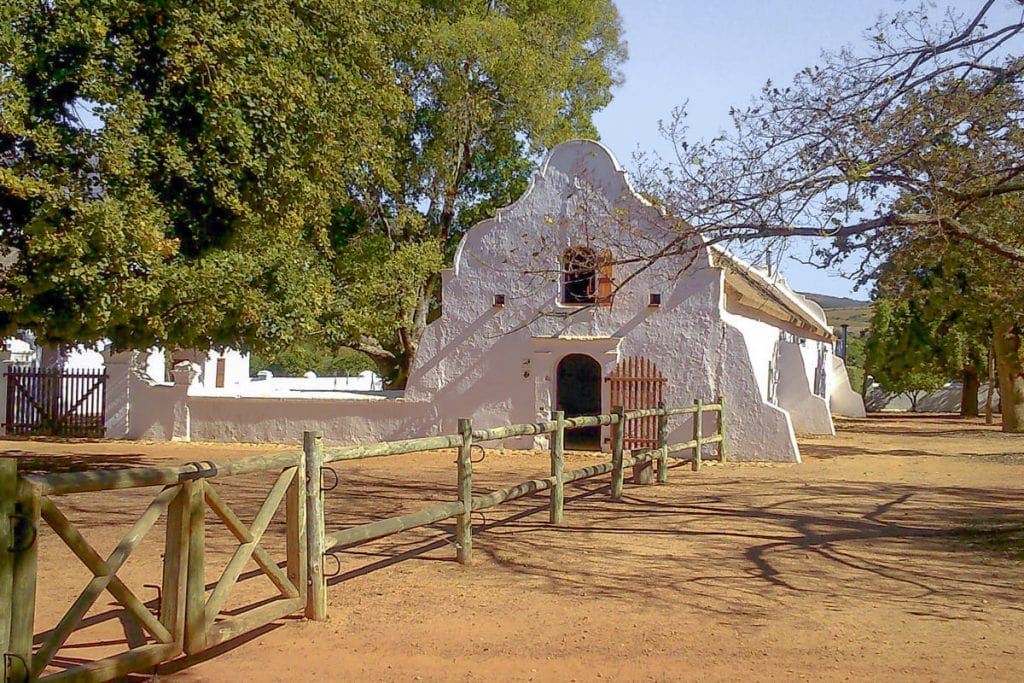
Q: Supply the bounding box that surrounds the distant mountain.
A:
[797,292,870,310]
[798,291,872,335]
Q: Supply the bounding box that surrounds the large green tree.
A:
[325,0,627,386]
[1,1,626,387]
[1,0,408,352]
[865,255,991,414]
[865,195,1024,430]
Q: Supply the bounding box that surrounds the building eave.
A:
[710,247,835,342]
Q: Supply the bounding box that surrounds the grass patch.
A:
[948,524,1024,560]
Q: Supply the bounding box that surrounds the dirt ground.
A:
[3,415,1023,682]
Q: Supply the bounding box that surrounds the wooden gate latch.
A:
[7,512,36,553]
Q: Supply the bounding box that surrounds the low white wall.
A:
[213,371,384,396]
[828,356,866,417]
[865,383,1000,413]
[187,395,437,445]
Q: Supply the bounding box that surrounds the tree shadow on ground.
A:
[805,443,1023,460]
[324,463,1024,627]
[1,451,157,474]
[25,438,1024,678]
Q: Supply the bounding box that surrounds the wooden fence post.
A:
[0,459,17,658]
[286,453,307,605]
[632,448,655,485]
[718,395,728,463]
[611,406,625,499]
[161,483,190,649]
[8,481,40,681]
[183,480,207,653]
[549,411,565,524]
[456,418,473,564]
[656,402,669,483]
[692,399,703,471]
[303,431,328,621]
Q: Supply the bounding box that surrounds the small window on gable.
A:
[562,247,597,304]
[562,247,614,306]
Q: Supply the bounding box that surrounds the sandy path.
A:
[3,415,1022,682]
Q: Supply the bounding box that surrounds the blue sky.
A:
[591,1,1002,300]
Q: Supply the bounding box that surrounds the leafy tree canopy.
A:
[865,194,1024,427]
[1,0,409,351]
[1,1,627,389]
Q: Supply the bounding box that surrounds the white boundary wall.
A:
[106,352,437,445]
[865,383,1000,413]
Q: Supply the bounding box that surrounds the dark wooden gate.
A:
[4,367,107,437]
[608,356,667,450]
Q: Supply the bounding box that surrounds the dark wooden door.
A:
[5,367,107,437]
[556,354,603,450]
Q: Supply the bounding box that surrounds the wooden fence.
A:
[0,399,725,682]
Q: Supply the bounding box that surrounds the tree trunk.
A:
[993,321,1024,433]
[352,272,441,390]
[385,273,441,389]
[985,345,996,426]
[371,356,409,390]
[960,367,980,417]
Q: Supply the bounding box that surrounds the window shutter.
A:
[597,249,614,306]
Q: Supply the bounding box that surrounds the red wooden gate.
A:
[608,356,667,450]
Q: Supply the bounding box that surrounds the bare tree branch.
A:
[633,2,1024,277]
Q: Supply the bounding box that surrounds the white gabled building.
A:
[402,139,862,461]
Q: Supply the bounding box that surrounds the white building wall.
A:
[245,372,383,394]
[64,345,105,370]
[717,310,778,403]
[405,140,801,461]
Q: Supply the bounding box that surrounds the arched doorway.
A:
[556,353,603,450]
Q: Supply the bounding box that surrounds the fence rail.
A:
[0,398,725,682]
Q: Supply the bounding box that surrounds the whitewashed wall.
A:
[187,396,435,445]
[864,383,1000,413]
[106,351,434,445]
[225,371,384,396]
